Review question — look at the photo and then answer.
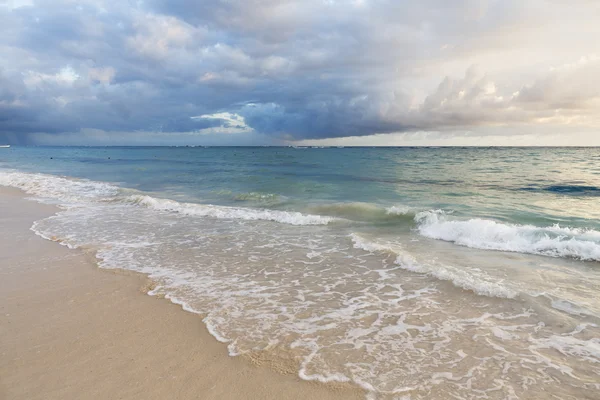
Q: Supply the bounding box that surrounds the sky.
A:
[0,0,599,146]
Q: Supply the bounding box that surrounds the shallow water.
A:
[1,146,599,399]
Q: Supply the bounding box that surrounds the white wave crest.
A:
[128,195,336,226]
[0,170,336,226]
[415,210,600,262]
[385,205,412,215]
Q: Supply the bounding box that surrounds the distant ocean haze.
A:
[2,146,599,399]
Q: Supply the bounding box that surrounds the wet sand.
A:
[0,187,363,400]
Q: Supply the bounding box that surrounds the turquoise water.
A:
[3,146,600,226]
[1,146,600,399]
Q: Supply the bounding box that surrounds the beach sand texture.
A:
[0,187,362,400]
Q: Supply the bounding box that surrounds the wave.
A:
[309,202,413,223]
[233,191,282,203]
[0,171,414,227]
[385,205,412,215]
[0,170,336,226]
[127,195,336,226]
[0,170,119,203]
[350,233,518,298]
[214,189,285,205]
[4,169,600,253]
[415,210,600,261]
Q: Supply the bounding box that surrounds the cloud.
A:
[0,0,599,145]
[28,128,279,146]
[415,56,600,129]
[515,55,600,111]
[88,66,116,84]
[295,127,600,147]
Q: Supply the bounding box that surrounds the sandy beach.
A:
[0,187,362,400]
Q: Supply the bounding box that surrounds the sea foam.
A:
[127,195,336,226]
[0,171,336,226]
[0,170,119,203]
[308,202,413,222]
[350,233,518,299]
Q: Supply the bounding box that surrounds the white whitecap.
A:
[0,170,336,227]
[415,210,600,262]
[128,195,336,226]
[385,205,412,215]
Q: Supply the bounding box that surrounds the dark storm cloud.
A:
[0,0,599,144]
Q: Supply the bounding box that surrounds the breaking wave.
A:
[127,195,335,226]
[0,171,335,226]
[308,202,413,222]
[415,210,600,262]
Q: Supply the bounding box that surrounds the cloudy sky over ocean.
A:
[1,0,599,145]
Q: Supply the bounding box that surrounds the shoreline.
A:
[0,187,363,400]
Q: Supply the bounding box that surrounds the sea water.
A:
[1,146,599,399]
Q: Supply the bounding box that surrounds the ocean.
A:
[1,146,599,399]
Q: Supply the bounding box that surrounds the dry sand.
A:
[0,187,363,400]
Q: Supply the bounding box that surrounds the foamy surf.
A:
[308,202,414,223]
[350,233,518,299]
[0,170,119,204]
[0,171,336,226]
[415,210,600,262]
[127,195,336,226]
